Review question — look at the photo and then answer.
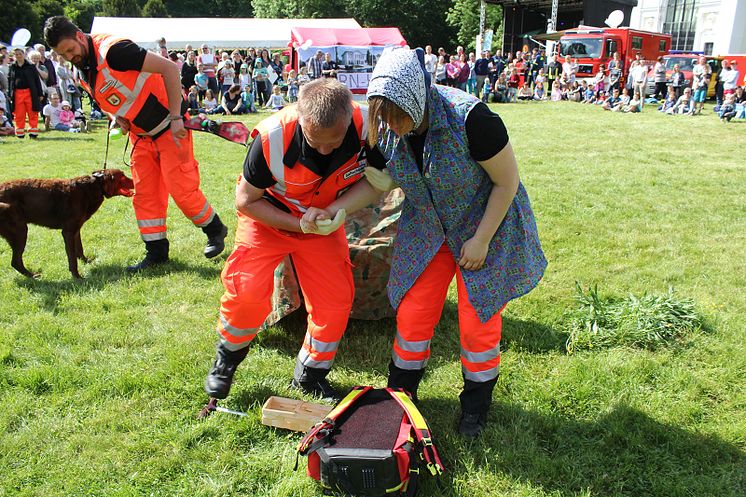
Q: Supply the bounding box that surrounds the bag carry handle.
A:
[387,388,445,477]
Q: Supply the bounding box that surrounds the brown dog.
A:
[0,169,134,278]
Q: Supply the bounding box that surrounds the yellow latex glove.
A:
[302,208,346,235]
[364,167,397,192]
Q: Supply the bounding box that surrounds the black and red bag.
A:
[297,386,444,496]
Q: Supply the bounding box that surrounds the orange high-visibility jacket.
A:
[80,34,173,136]
[249,104,369,217]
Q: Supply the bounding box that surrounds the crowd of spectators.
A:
[2,37,745,139]
[423,44,746,121]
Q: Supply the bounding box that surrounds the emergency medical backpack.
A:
[297,386,444,496]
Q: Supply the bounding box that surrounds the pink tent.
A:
[290,27,407,48]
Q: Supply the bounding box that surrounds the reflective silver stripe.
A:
[218,315,259,338]
[97,63,150,118]
[392,351,428,370]
[462,364,500,382]
[191,201,211,223]
[219,338,251,352]
[137,218,166,228]
[395,331,431,353]
[194,210,215,228]
[283,197,308,213]
[143,117,171,137]
[262,115,285,184]
[460,344,500,364]
[297,347,334,369]
[303,332,339,353]
[141,232,167,241]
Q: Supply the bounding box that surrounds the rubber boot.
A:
[387,360,425,403]
[202,214,228,259]
[126,239,169,272]
[292,362,341,403]
[204,342,249,399]
[458,375,498,438]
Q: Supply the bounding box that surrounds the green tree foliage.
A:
[101,0,142,17]
[64,1,100,32]
[1,2,41,45]
[446,0,502,52]
[142,0,169,17]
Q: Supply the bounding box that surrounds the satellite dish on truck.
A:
[605,10,625,29]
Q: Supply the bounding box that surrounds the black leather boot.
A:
[204,342,249,399]
[292,363,341,403]
[202,214,228,259]
[458,375,498,438]
[126,239,169,272]
[387,361,425,403]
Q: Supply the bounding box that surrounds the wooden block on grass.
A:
[261,396,333,432]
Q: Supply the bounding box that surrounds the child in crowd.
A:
[581,81,594,103]
[550,80,562,101]
[203,89,218,113]
[517,84,532,100]
[618,88,631,108]
[297,66,311,86]
[658,87,677,113]
[187,85,200,112]
[287,70,299,103]
[220,61,234,94]
[241,85,256,113]
[0,107,14,136]
[481,78,491,103]
[533,81,545,100]
[265,85,286,111]
[566,81,581,102]
[602,88,623,111]
[507,68,519,102]
[194,64,208,102]
[58,100,84,132]
[719,93,737,122]
[669,87,693,115]
[238,64,251,92]
[624,91,642,113]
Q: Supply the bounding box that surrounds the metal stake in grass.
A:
[198,398,248,419]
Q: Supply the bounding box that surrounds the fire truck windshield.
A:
[560,38,603,58]
[664,56,696,72]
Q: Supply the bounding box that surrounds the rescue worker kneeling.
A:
[205,79,386,401]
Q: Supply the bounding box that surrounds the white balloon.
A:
[300,39,313,50]
[11,28,31,48]
[605,10,624,29]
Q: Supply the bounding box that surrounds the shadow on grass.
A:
[417,398,745,497]
[16,260,222,311]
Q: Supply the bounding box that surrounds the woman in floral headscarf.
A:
[364,48,546,437]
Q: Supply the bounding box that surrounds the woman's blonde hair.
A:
[366,96,411,147]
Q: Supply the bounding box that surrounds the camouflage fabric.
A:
[265,189,404,326]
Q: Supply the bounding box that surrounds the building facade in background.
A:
[630,0,746,54]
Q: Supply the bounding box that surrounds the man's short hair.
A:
[44,16,81,48]
[297,78,352,129]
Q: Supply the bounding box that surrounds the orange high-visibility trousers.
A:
[129,129,215,241]
[12,89,39,138]
[392,243,503,383]
[216,217,354,371]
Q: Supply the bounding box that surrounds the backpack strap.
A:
[387,388,445,477]
[297,385,372,455]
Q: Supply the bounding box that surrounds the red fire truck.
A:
[558,27,671,80]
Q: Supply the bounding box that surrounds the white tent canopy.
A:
[90,17,362,50]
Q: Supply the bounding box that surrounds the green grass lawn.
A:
[0,102,744,497]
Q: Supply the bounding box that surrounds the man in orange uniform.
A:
[44,16,228,270]
[204,78,386,401]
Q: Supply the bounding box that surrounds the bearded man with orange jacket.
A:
[204,78,387,402]
[44,16,228,271]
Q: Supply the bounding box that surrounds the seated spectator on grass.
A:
[533,81,545,100]
[494,73,508,102]
[0,107,14,136]
[517,84,532,100]
[669,87,694,115]
[550,80,562,101]
[566,81,582,102]
[58,100,84,131]
[658,87,677,113]
[619,88,631,107]
[241,86,256,113]
[202,89,218,113]
[297,66,311,87]
[602,88,623,111]
[719,93,737,122]
[623,91,643,113]
[264,85,286,111]
[212,84,245,115]
[581,81,594,103]
[734,86,745,104]
[187,85,200,112]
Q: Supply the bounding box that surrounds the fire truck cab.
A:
[559,27,671,81]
